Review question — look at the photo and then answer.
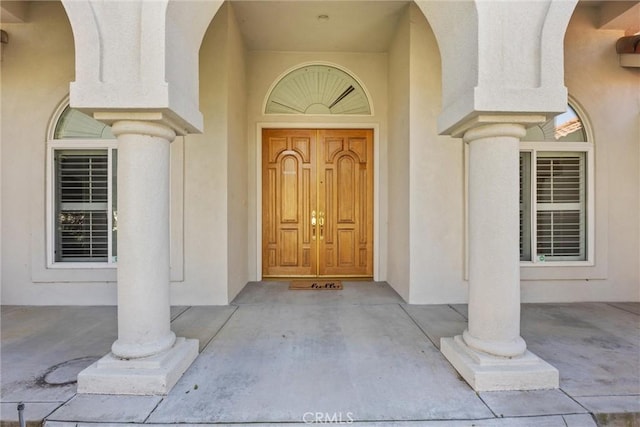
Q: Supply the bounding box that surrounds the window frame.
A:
[519,140,595,267]
[46,139,118,269]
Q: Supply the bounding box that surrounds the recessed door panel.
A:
[262,128,373,277]
[318,129,373,276]
[262,129,316,276]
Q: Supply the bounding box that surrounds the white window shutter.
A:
[55,150,109,262]
[535,154,586,260]
[519,152,532,261]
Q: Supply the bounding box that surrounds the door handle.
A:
[318,211,325,240]
[311,210,317,240]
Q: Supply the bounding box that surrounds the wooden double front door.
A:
[262,129,373,278]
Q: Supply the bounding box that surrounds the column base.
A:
[441,335,559,392]
[77,337,198,395]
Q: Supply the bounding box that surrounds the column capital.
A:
[111,120,177,143]
[94,111,187,136]
[463,122,526,144]
[450,113,546,139]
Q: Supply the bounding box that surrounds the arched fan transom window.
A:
[265,65,371,115]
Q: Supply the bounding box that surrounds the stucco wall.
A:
[1,2,86,304]
[387,4,467,304]
[0,1,244,305]
[1,2,637,305]
[520,5,640,302]
[180,4,230,305]
[177,2,248,305]
[407,4,467,304]
[386,3,639,303]
[387,5,411,301]
[0,2,128,304]
[225,4,249,302]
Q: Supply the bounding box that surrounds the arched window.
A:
[265,64,371,115]
[519,103,593,263]
[47,105,117,266]
[53,107,115,139]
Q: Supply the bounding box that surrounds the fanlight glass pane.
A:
[54,107,115,139]
[522,105,587,142]
[266,65,371,115]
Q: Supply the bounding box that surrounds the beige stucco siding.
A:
[520,6,640,302]
[387,5,412,301]
[1,2,638,305]
[0,2,121,304]
[407,4,466,303]
[177,2,248,305]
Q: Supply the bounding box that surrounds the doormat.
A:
[289,280,343,290]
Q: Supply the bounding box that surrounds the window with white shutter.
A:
[55,150,109,262]
[47,106,117,266]
[519,103,593,264]
[535,153,586,260]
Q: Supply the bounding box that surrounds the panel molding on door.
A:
[262,128,373,278]
[262,129,317,276]
[318,129,373,277]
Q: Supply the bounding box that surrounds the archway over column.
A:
[61,0,226,133]
[60,0,578,144]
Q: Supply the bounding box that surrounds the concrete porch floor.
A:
[1,282,639,427]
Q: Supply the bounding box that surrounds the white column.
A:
[111,120,176,359]
[441,123,559,391]
[77,120,198,396]
[463,123,527,357]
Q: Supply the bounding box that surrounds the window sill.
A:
[520,260,594,268]
[520,260,606,281]
[48,262,117,269]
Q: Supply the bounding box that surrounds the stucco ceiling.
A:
[230,1,410,52]
[230,0,640,53]
[1,1,635,45]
